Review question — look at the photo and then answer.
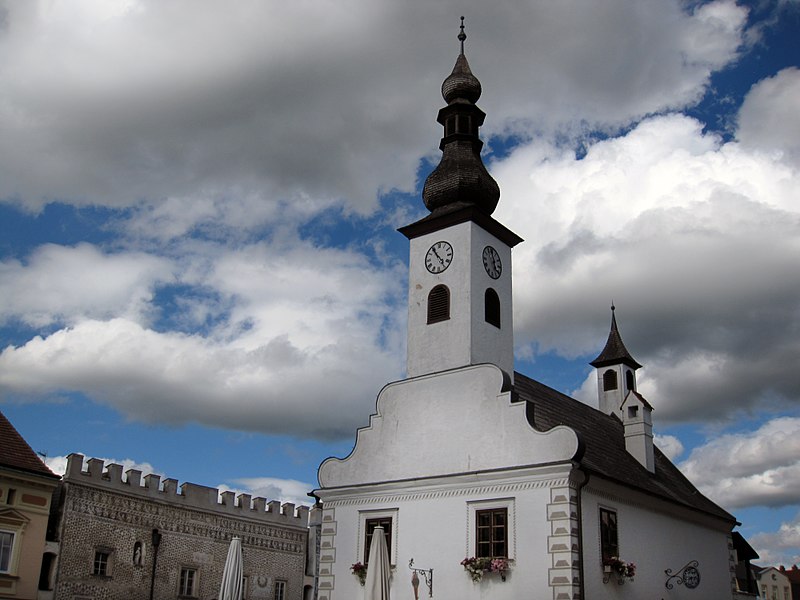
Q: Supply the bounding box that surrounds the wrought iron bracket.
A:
[409,558,433,598]
[665,560,701,589]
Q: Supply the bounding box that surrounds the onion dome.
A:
[422,17,500,215]
[590,305,643,370]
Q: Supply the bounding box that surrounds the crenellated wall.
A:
[64,453,309,526]
[55,453,311,600]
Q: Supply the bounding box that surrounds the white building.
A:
[757,566,793,600]
[313,21,738,600]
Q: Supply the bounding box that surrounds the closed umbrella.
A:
[364,526,390,600]
[219,536,243,600]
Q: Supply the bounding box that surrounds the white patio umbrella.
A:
[218,536,243,600]
[364,526,390,600]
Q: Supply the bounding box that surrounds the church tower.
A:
[399,18,522,382]
[590,305,643,417]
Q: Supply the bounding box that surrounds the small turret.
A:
[590,308,654,472]
[591,305,642,416]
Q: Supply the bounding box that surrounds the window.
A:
[602,370,618,391]
[467,499,515,560]
[484,288,500,328]
[0,531,13,573]
[625,370,635,391]
[242,575,248,600]
[427,285,450,323]
[599,508,619,563]
[364,517,393,564]
[475,508,507,558]
[274,580,286,600]
[179,567,198,597]
[93,550,111,576]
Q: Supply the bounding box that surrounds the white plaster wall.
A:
[318,364,579,487]
[406,221,514,380]
[582,483,733,600]
[321,472,566,600]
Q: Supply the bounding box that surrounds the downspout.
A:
[574,466,591,600]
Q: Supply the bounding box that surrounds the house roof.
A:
[0,410,59,479]
[514,372,735,524]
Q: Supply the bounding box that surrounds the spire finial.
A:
[611,302,616,313]
[458,16,466,55]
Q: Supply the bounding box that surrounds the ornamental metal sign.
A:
[665,560,700,589]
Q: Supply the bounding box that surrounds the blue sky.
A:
[1,0,799,565]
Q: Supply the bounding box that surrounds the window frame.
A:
[602,369,618,391]
[274,579,286,600]
[466,498,515,561]
[475,507,508,559]
[178,566,199,598]
[599,507,619,564]
[427,285,450,324]
[358,508,398,567]
[484,288,500,328]
[92,547,114,577]
[0,530,14,574]
[364,517,393,565]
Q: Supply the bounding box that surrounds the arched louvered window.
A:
[626,370,635,392]
[603,369,618,391]
[427,285,450,324]
[485,288,500,328]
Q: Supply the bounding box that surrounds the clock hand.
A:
[432,248,445,265]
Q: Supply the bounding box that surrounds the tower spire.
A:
[590,305,642,370]
[421,17,500,215]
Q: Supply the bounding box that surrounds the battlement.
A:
[64,454,309,528]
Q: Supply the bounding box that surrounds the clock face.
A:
[482,246,502,279]
[425,241,453,274]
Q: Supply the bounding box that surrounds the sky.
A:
[0,0,798,566]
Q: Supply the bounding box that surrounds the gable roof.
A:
[0,410,59,479]
[514,372,735,524]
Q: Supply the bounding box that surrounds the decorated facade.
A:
[313,21,739,600]
[50,454,312,600]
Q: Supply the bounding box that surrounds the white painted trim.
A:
[465,497,516,560]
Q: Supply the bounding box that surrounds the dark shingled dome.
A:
[422,20,500,216]
[442,53,482,104]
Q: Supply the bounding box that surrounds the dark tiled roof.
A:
[514,372,735,523]
[590,309,642,369]
[0,410,58,478]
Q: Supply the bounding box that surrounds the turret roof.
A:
[590,306,643,369]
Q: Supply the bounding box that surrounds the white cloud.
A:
[751,513,800,566]
[0,243,173,327]
[223,477,315,509]
[678,418,800,509]
[0,0,745,220]
[496,108,800,424]
[737,67,800,165]
[654,434,684,461]
[0,237,405,439]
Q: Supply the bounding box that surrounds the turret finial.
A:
[459,16,466,54]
